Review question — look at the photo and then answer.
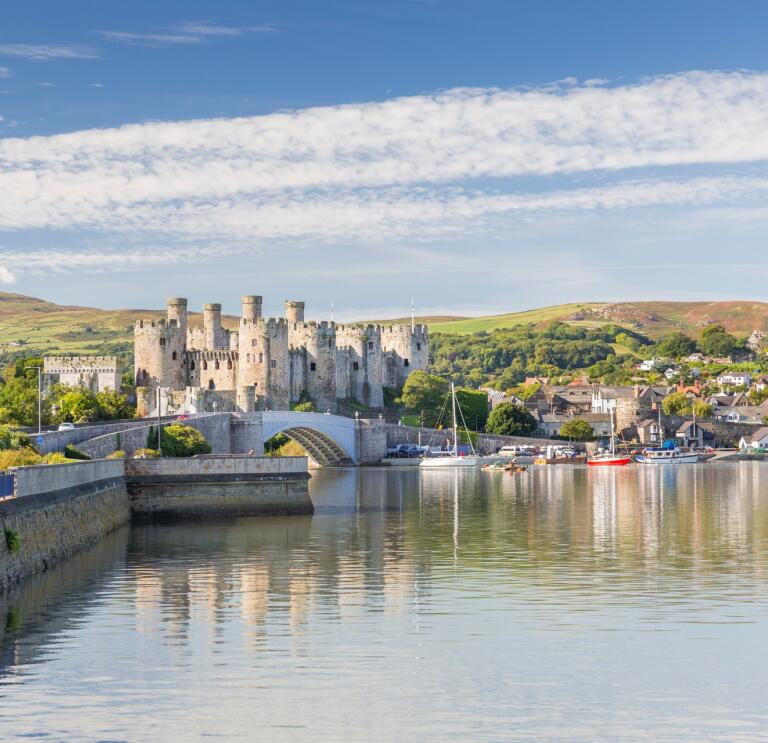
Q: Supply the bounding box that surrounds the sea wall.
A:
[0,461,130,591]
[126,456,312,519]
[384,424,564,453]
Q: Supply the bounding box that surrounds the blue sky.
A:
[1,1,768,319]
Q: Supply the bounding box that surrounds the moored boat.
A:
[587,409,631,467]
[420,383,481,469]
[636,441,699,464]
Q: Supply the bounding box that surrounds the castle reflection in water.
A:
[3,463,768,662]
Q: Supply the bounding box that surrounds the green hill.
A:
[0,293,765,360]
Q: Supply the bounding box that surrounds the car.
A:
[57,422,75,431]
[177,414,190,421]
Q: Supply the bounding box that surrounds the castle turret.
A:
[285,300,305,323]
[381,323,429,387]
[241,295,263,322]
[238,316,290,410]
[166,297,188,338]
[289,321,338,412]
[203,303,226,350]
[133,317,186,414]
[336,324,383,408]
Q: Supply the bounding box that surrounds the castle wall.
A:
[135,297,427,415]
[43,356,124,394]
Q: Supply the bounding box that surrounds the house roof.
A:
[637,418,658,429]
[750,427,768,441]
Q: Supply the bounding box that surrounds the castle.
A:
[134,297,428,416]
[43,356,124,394]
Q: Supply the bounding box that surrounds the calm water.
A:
[2,464,768,741]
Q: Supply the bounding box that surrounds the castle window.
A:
[368,341,373,350]
[215,360,220,370]
[172,351,177,360]
[160,338,166,348]
[353,362,359,371]
[251,339,258,347]
[227,360,232,369]
[203,360,208,370]
[310,362,317,372]
[208,380,215,390]
[246,353,251,363]
[271,359,278,369]
[191,361,196,371]
[416,343,422,351]
[259,353,263,364]
[404,358,410,367]
[328,340,332,348]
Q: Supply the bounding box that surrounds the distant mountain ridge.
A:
[0,293,765,357]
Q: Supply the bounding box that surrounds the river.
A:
[1,464,768,741]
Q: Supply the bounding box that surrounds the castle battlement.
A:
[134,294,428,416]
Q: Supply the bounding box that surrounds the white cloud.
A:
[0,44,99,60]
[0,266,16,283]
[0,67,10,78]
[1,70,768,259]
[98,22,275,47]
[90,82,105,88]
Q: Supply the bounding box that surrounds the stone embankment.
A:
[0,455,310,591]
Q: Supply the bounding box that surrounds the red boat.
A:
[586,409,631,466]
[586,454,632,467]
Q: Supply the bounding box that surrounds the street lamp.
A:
[25,366,42,443]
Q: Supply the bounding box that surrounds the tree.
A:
[485,403,538,437]
[397,371,450,427]
[152,424,211,457]
[455,388,489,431]
[559,419,594,441]
[662,392,694,416]
[699,324,738,357]
[692,400,714,418]
[292,401,316,413]
[658,332,696,359]
[95,389,135,420]
[54,388,100,424]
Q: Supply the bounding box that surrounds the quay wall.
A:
[0,461,130,591]
[126,456,312,519]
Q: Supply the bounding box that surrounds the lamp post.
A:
[26,366,42,442]
[156,387,162,456]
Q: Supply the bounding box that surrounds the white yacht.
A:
[636,445,699,464]
[420,383,481,468]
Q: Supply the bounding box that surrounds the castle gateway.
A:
[134,297,428,416]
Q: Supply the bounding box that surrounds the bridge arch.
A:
[261,411,358,466]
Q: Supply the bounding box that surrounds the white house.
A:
[739,427,768,450]
[637,357,660,372]
[717,371,752,388]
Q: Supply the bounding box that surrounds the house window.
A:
[271,359,277,369]
[404,358,410,367]
[416,343,422,351]
[251,339,257,347]
[310,362,316,372]
[353,361,359,371]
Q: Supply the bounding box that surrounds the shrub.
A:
[559,419,595,441]
[134,448,160,459]
[152,424,211,458]
[106,450,126,459]
[63,444,91,460]
[5,528,21,554]
[0,449,43,471]
[0,425,33,451]
[43,453,69,464]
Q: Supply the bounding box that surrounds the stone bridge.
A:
[36,412,554,467]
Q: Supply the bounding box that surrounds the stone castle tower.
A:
[134,296,428,416]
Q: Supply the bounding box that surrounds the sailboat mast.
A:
[610,407,615,456]
[451,382,458,457]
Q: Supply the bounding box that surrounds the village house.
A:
[716,371,752,388]
[538,412,611,438]
[675,421,715,449]
[739,427,768,449]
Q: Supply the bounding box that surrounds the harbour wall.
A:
[383,424,569,453]
[126,456,312,519]
[0,455,311,591]
[0,460,130,592]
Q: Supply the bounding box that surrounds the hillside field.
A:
[0,293,765,360]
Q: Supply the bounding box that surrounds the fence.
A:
[0,472,14,498]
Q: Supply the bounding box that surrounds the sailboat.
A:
[420,383,481,468]
[587,408,632,467]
